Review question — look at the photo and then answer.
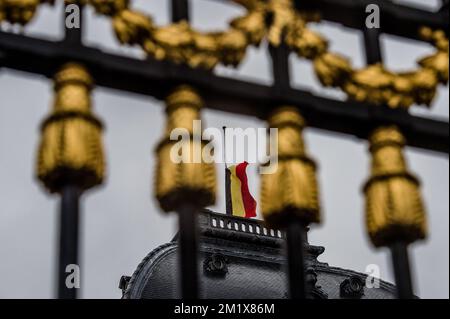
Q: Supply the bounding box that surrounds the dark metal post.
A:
[363,28,383,65]
[54,2,85,300]
[222,126,232,216]
[171,0,190,22]
[0,49,5,67]
[269,41,307,298]
[286,220,307,299]
[224,169,232,216]
[58,185,81,299]
[64,3,83,45]
[269,43,291,94]
[169,0,200,299]
[178,204,199,299]
[363,28,415,299]
[439,0,449,13]
[390,242,414,299]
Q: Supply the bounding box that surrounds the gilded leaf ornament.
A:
[2,0,447,109]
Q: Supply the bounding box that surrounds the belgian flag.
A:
[226,162,257,218]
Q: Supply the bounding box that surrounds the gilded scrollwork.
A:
[112,8,153,45]
[85,0,448,109]
[87,0,262,69]
[89,0,127,15]
[3,0,445,109]
[333,30,448,109]
[267,0,449,109]
[0,0,53,25]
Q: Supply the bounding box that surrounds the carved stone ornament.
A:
[203,253,229,277]
[340,275,365,299]
[305,267,328,299]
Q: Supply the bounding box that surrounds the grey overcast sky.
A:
[0,0,448,298]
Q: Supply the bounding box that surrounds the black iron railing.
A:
[0,0,448,299]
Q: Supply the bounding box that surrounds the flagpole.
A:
[223,126,232,215]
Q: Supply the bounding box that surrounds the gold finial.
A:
[261,106,321,228]
[363,126,427,247]
[154,85,216,212]
[36,63,105,193]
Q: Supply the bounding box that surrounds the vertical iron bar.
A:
[178,203,199,299]
[269,41,306,298]
[0,50,5,67]
[57,2,84,300]
[269,43,291,94]
[439,0,449,13]
[286,220,307,299]
[363,28,383,65]
[223,126,232,216]
[390,242,414,299]
[171,0,190,22]
[58,185,80,299]
[224,169,232,216]
[363,27,415,299]
[169,0,199,299]
[64,3,83,45]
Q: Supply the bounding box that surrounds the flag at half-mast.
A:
[226,162,257,218]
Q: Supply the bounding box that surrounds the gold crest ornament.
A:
[261,107,321,228]
[36,63,105,193]
[155,85,216,212]
[363,126,427,247]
